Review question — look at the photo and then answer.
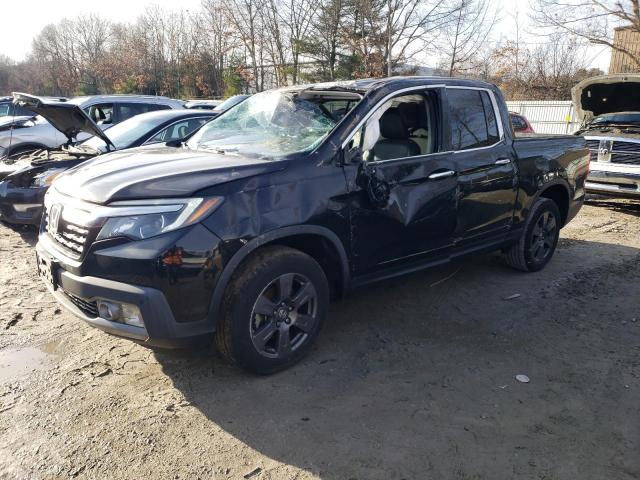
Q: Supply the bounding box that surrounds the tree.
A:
[532,0,640,70]
[486,34,604,100]
[439,0,497,77]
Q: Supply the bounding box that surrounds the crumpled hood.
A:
[12,92,115,149]
[572,74,640,122]
[53,146,285,204]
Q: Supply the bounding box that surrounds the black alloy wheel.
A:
[250,273,319,359]
[216,245,329,374]
[504,197,561,272]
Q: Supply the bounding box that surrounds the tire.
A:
[215,245,329,374]
[504,197,561,272]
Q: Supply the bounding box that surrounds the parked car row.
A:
[0,94,186,160]
[17,77,589,374]
[0,93,215,224]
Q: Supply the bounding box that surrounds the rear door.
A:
[446,87,518,246]
[342,86,459,274]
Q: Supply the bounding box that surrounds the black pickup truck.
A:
[35,77,589,374]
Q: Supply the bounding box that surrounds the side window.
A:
[481,92,499,141]
[447,89,500,151]
[145,103,171,112]
[356,92,438,162]
[114,103,171,123]
[146,118,210,144]
[84,103,114,125]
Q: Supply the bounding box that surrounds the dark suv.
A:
[36,77,589,374]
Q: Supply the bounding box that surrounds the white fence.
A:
[506,100,581,135]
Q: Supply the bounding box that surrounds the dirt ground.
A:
[0,197,639,480]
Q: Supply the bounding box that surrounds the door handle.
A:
[495,158,511,165]
[428,170,456,180]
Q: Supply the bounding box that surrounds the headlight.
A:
[96,197,223,240]
[31,168,66,188]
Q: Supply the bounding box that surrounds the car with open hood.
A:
[573,74,640,197]
[35,77,588,374]
[0,95,39,118]
[0,93,185,161]
[0,94,213,225]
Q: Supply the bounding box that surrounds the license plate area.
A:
[36,252,59,290]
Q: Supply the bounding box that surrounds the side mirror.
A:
[343,144,363,165]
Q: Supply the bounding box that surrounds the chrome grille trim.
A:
[585,138,640,165]
[43,207,89,258]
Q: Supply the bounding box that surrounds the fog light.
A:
[96,300,144,328]
[121,304,144,328]
[97,300,121,321]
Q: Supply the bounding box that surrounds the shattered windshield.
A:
[187,90,338,158]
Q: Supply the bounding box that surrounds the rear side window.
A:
[115,103,169,122]
[448,89,500,150]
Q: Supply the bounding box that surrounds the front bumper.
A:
[586,162,640,197]
[35,241,215,348]
[0,182,45,225]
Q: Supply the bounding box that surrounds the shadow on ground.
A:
[585,195,640,218]
[154,238,640,479]
[1,221,38,246]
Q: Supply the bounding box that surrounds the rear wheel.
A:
[504,197,561,272]
[215,245,329,374]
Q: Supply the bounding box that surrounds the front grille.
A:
[43,207,90,258]
[585,139,599,162]
[62,289,98,318]
[611,151,640,165]
[585,139,600,150]
[586,139,640,165]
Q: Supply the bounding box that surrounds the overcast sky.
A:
[0,0,611,72]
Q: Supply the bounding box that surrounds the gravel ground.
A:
[0,197,639,480]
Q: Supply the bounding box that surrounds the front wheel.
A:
[504,197,561,272]
[215,245,329,374]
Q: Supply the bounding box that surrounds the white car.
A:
[0,94,184,159]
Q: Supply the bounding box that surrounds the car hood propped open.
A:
[12,92,116,150]
[572,74,640,123]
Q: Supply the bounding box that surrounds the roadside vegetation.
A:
[2,0,638,100]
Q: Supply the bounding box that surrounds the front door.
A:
[342,88,459,275]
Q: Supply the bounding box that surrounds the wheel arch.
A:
[537,181,571,226]
[207,225,351,328]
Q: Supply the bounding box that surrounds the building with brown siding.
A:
[610,27,640,73]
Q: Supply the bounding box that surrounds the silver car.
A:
[0,94,184,159]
